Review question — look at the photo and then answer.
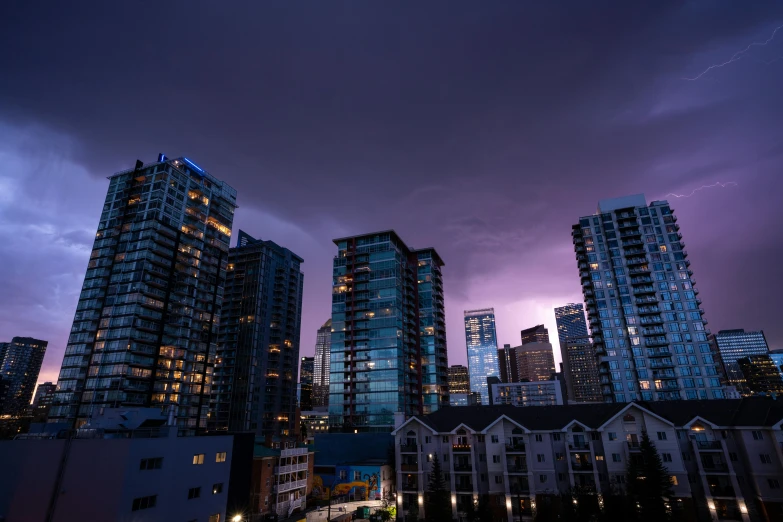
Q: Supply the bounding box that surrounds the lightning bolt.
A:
[665,182,738,198]
[683,24,783,81]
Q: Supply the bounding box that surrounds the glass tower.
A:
[464,308,500,405]
[0,337,48,417]
[710,329,769,395]
[554,303,589,347]
[329,231,448,432]
[299,356,314,411]
[572,194,724,402]
[447,365,470,394]
[50,156,237,429]
[210,231,304,437]
[313,319,332,408]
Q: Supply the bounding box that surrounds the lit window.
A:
[216,452,227,463]
[193,454,205,465]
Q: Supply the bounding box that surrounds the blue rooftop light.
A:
[182,157,204,174]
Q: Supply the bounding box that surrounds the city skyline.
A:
[3,4,783,388]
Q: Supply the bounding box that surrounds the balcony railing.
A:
[627,441,641,452]
[571,462,594,471]
[453,464,473,472]
[400,442,418,452]
[452,444,472,452]
[505,442,526,452]
[695,440,722,450]
[568,441,590,450]
[455,483,473,492]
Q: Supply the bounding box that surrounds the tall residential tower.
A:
[0,337,48,417]
[572,194,724,402]
[312,319,332,408]
[464,308,500,405]
[50,156,237,428]
[329,231,447,432]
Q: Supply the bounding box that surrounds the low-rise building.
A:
[393,399,783,522]
[250,439,314,519]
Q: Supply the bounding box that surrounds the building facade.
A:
[465,309,500,405]
[448,365,471,394]
[49,156,237,429]
[499,344,520,383]
[30,381,57,421]
[313,319,332,408]
[515,342,556,383]
[251,443,313,518]
[0,337,47,417]
[329,231,448,432]
[737,355,783,396]
[711,329,770,395]
[520,325,549,345]
[393,398,783,522]
[299,357,314,411]
[210,231,304,438]
[489,380,564,406]
[572,194,724,402]
[554,304,588,348]
[770,349,783,379]
[560,337,602,403]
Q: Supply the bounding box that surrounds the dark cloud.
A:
[1,1,782,379]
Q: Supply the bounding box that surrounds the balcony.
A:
[401,463,418,472]
[708,483,736,498]
[570,462,594,472]
[695,440,722,451]
[644,337,668,347]
[452,444,472,453]
[627,441,641,452]
[401,480,418,491]
[453,463,473,472]
[400,442,418,453]
[638,306,661,315]
[636,296,659,305]
[568,441,590,451]
[455,482,474,492]
[506,442,526,453]
[508,463,528,473]
[633,286,656,295]
[701,461,729,473]
[274,479,307,493]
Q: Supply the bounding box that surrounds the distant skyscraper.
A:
[770,349,783,379]
[554,304,588,347]
[211,231,304,437]
[299,357,314,411]
[448,365,470,394]
[520,324,549,345]
[30,381,57,420]
[313,319,332,408]
[464,308,500,405]
[559,336,602,403]
[572,194,725,402]
[0,337,48,417]
[515,342,556,383]
[498,344,519,383]
[49,156,237,429]
[329,231,448,432]
[711,329,770,394]
[736,355,783,396]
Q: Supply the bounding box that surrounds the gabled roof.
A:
[682,416,721,430]
[481,415,530,434]
[391,416,438,436]
[595,402,674,431]
[450,423,477,434]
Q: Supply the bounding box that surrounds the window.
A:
[193,454,205,465]
[492,455,500,463]
[760,454,772,464]
[608,432,617,441]
[477,435,485,442]
[491,435,499,443]
[494,475,503,484]
[216,452,227,463]
[595,455,604,461]
[188,487,201,500]
[662,453,672,462]
[132,495,157,511]
[612,454,621,463]
[656,432,667,441]
[442,436,449,443]
[212,483,223,494]
[539,474,547,483]
[140,457,163,470]
[671,476,678,486]
[535,434,543,442]
[339,470,347,480]
[752,430,763,440]
[537,454,545,463]
[354,471,362,481]
[769,479,781,489]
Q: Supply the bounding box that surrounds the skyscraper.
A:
[572,194,724,402]
[447,365,470,394]
[30,381,57,421]
[559,336,602,403]
[770,349,783,379]
[515,342,556,383]
[736,355,783,396]
[329,231,447,432]
[710,329,770,395]
[498,344,519,383]
[554,303,588,347]
[299,357,314,411]
[210,231,304,437]
[520,324,549,345]
[49,156,237,428]
[464,308,500,405]
[0,337,48,417]
[313,319,332,408]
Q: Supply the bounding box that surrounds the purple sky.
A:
[1,2,782,383]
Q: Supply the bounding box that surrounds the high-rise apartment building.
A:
[737,355,783,396]
[49,156,237,428]
[464,308,500,405]
[210,231,304,437]
[710,329,770,395]
[514,342,556,382]
[559,336,602,403]
[0,337,48,417]
[329,231,448,432]
[554,303,588,347]
[572,194,724,402]
[313,319,332,408]
[520,324,549,345]
[447,365,470,394]
[498,344,519,383]
[30,381,57,420]
[299,357,314,411]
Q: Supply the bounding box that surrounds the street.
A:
[306,499,384,522]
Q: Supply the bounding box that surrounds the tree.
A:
[627,431,674,522]
[424,454,452,522]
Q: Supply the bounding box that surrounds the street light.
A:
[232,515,243,522]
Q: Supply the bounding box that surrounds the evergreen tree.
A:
[627,431,674,522]
[424,454,452,522]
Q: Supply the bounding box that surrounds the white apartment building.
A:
[393,399,783,522]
